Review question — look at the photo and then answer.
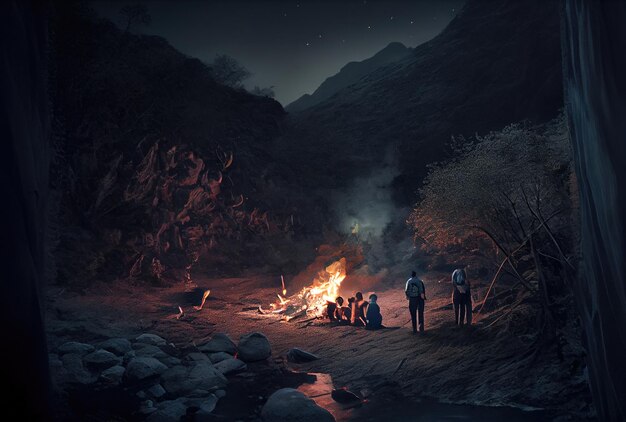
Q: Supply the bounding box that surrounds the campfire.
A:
[268,258,347,321]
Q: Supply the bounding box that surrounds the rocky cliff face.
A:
[278,0,563,204]
[562,1,626,420]
[286,42,412,113]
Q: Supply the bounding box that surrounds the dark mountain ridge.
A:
[286,41,412,112]
[278,0,563,204]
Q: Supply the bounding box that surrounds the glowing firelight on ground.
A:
[270,258,347,320]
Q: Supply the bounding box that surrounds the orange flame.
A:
[272,258,346,318]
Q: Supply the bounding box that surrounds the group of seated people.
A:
[325,292,383,329]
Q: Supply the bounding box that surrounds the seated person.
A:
[326,300,338,321]
[365,294,383,329]
[344,297,355,323]
[351,292,369,326]
[333,296,347,321]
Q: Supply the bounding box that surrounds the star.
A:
[390,16,394,20]
[318,34,322,38]
[367,25,371,29]
[410,20,414,24]
[305,42,310,47]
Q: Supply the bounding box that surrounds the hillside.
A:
[50,4,311,285]
[277,0,563,204]
[286,42,412,113]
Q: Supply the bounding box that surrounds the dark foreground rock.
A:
[238,332,271,362]
[287,348,320,363]
[261,388,335,422]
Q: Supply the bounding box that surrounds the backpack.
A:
[453,269,468,293]
[406,278,423,298]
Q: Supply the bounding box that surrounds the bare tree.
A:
[119,3,151,32]
[210,54,251,88]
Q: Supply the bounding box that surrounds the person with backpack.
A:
[452,267,472,326]
[405,271,426,333]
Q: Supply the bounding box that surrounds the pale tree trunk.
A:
[562,1,626,420]
[0,1,51,419]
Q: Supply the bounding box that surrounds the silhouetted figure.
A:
[326,300,338,321]
[344,297,355,323]
[452,267,472,326]
[405,271,426,333]
[351,291,368,326]
[366,294,383,329]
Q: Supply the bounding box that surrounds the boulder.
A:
[161,361,227,396]
[100,365,125,386]
[147,398,187,422]
[57,341,95,356]
[198,333,237,354]
[238,332,271,362]
[83,349,122,370]
[98,338,132,355]
[184,352,210,362]
[135,345,169,358]
[61,353,97,385]
[125,357,168,382]
[209,352,232,364]
[192,394,219,420]
[261,388,335,422]
[135,333,167,346]
[213,358,247,376]
[147,383,166,399]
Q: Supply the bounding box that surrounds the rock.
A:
[214,358,247,376]
[58,341,95,356]
[98,338,132,355]
[161,361,227,396]
[135,333,167,346]
[100,365,125,385]
[147,383,166,399]
[135,344,170,359]
[160,356,182,367]
[261,388,335,422]
[198,333,237,354]
[139,400,157,415]
[209,352,232,364]
[214,389,226,399]
[192,394,219,420]
[147,398,187,422]
[83,349,122,370]
[61,353,97,385]
[287,348,320,363]
[123,350,136,365]
[184,352,210,362]
[125,357,168,382]
[238,332,271,362]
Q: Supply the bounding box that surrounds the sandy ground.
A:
[46,272,593,420]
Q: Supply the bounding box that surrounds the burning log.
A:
[269,258,347,320]
[193,289,211,311]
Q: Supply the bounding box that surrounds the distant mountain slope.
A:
[285,42,412,113]
[278,0,563,204]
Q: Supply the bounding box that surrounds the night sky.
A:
[91,0,464,105]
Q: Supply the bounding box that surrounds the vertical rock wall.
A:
[0,1,51,418]
[562,1,626,420]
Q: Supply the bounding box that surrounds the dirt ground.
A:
[46,271,594,421]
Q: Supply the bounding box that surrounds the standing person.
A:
[452,267,472,326]
[405,271,426,333]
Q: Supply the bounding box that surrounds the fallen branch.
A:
[193,289,211,311]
